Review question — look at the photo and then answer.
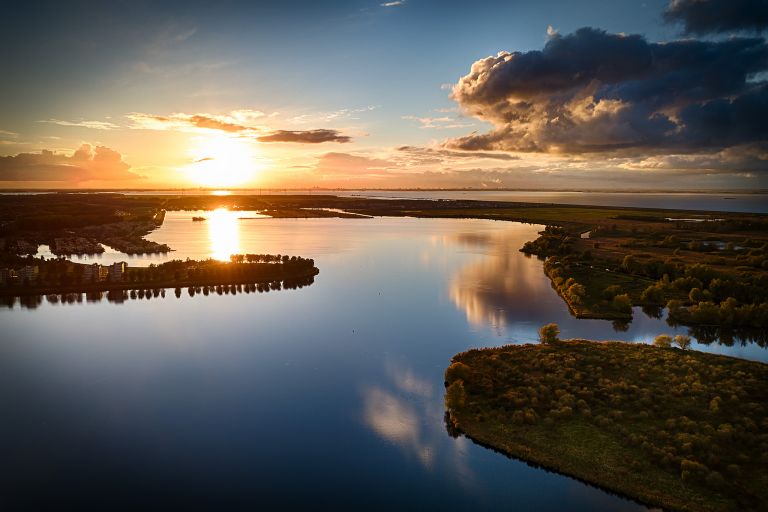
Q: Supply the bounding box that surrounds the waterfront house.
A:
[21,265,39,282]
[109,262,127,281]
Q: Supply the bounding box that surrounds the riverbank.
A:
[444,340,768,512]
[0,257,318,297]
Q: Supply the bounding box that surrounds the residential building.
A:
[21,265,39,282]
[109,262,127,281]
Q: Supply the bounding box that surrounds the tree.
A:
[674,334,692,350]
[612,294,632,314]
[654,334,673,348]
[622,255,637,273]
[445,380,466,409]
[603,285,622,300]
[539,323,560,344]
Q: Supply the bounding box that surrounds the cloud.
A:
[397,146,520,161]
[447,27,768,154]
[126,112,252,133]
[128,111,352,143]
[41,119,120,130]
[620,145,768,173]
[314,152,391,175]
[0,144,141,182]
[257,129,351,143]
[664,0,768,35]
[287,106,377,124]
[381,0,405,6]
[402,115,475,129]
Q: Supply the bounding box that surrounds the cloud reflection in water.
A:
[361,360,476,486]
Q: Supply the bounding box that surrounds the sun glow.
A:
[207,208,241,261]
[186,134,264,187]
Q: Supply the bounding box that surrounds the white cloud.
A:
[402,115,475,129]
[40,119,120,130]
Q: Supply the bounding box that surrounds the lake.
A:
[3,212,766,509]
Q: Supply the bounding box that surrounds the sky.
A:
[0,0,766,190]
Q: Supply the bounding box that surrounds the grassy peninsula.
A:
[444,340,768,511]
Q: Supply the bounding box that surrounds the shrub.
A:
[654,334,673,348]
[603,285,622,300]
[674,334,692,350]
[539,323,560,344]
[445,361,473,384]
[445,380,466,409]
[612,294,632,314]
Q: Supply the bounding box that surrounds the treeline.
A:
[521,226,575,256]
[521,223,768,329]
[228,253,314,265]
[126,255,315,284]
[544,259,632,318]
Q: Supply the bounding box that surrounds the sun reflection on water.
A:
[208,208,241,261]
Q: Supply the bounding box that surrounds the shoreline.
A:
[0,267,319,297]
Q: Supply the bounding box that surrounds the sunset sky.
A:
[1,0,766,190]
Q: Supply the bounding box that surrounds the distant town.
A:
[0,254,319,308]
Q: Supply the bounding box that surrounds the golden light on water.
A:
[186,134,265,188]
[207,208,241,260]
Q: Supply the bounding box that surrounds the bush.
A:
[445,361,473,384]
[603,285,622,300]
[654,334,673,348]
[674,334,692,350]
[445,380,466,409]
[612,294,632,314]
[539,323,560,344]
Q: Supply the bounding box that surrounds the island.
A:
[444,334,768,512]
[0,253,318,299]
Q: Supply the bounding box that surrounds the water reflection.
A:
[361,361,475,485]
[448,226,553,329]
[445,225,768,354]
[363,387,434,468]
[0,276,316,309]
[208,208,241,261]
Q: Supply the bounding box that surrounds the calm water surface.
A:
[4,212,766,509]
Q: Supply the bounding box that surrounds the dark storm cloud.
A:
[0,145,141,182]
[664,0,768,35]
[257,129,351,143]
[447,28,768,154]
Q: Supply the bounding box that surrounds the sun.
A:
[185,134,264,188]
